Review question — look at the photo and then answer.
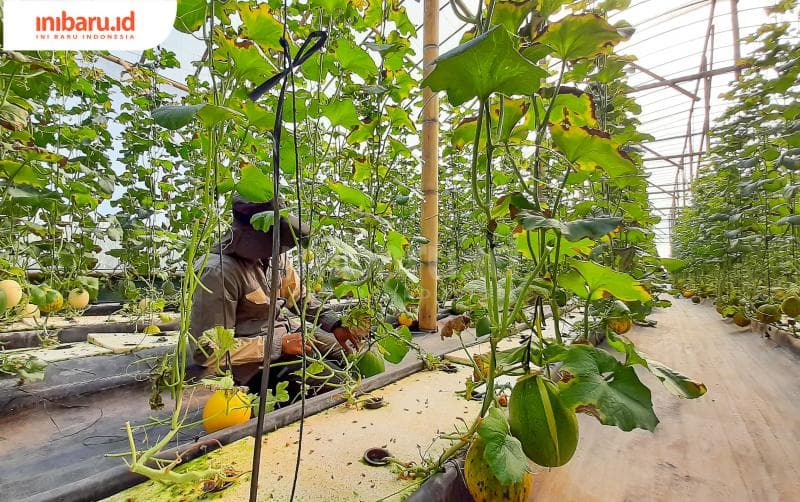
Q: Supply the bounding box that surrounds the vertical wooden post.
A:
[730,0,742,80]
[419,0,439,332]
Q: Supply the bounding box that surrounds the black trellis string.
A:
[247,30,328,502]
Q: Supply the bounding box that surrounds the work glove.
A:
[281,332,312,356]
[333,326,368,354]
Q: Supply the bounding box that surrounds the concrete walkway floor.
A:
[532,299,800,502]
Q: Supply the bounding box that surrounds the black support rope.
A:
[247,30,328,502]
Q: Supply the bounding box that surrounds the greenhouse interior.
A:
[1,0,799,500]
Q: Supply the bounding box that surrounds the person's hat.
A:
[227,195,310,260]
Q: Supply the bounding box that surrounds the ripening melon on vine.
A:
[733,311,751,327]
[0,279,23,310]
[756,304,781,323]
[508,374,579,468]
[39,288,64,314]
[607,317,632,335]
[781,296,800,318]
[67,288,90,310]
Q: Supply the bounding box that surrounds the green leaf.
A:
[377,325,412,364]
[239,3,283,51]
[322,99,361,129]
[553,344,659,432]
[544,88,598,128]
[174,0,207,33]
[236,165,274,203]
[0,100,30,131]
[494,97,530,142]
[550,124,636,176]
[658,257,688,273]
[563,217,621,241]
[422,26,547,106]
[383,278,413,311]
[605,331,648,367]
[560,260,651,302]
[491,0,534,33]
[0,162,47,188]
[534,13,626,61]
[644,358,707,399]
[250,211,275,232]
[385,231,408,261]
[386,106,417,133]
[516,213,620,241]
[328,180,372,210]
[152,104,204,130]
[197,104,242,127]
[476,408,530,485]
[605,332,707,399]
[335,39,379,79]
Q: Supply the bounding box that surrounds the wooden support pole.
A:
[419,0,439,332]
[730,0,742,80]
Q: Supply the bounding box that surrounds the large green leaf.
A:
[236,165,274,203]
[328,181,372,210]
[322,99,361,129]
[377,325,412,364]
[174,0,207,33]
[657,257,688,273]
[550,124,636,176]
[534,14,626,61]
[644,359,707,399]
[0,100,30,131]
[239,3,283,51]
[152,105,204,130]
[552,344,659,432]
[605,332,707,399]
[542,88,598,128]
[516,212,621,241]
[152,104,241,130]
[564,217,621,241]
[422,26,547,106]
[559,260,651,301]
[383,278,413,311]
[476,408,530,485]
[0,161,47,188]
[335,39,379,79]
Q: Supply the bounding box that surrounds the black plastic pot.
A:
[406,458,472,502]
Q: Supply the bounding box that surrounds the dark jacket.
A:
[189,249,339,365]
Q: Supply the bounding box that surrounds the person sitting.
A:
[188,195,365,397]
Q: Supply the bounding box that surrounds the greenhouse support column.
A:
[730,0,741,80]
[419,0,439,332]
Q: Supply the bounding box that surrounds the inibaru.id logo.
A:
[3,0,175,50]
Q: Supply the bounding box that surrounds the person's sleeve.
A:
[228,334,284,364]
[190,263,239,364]
[282,262,341,333]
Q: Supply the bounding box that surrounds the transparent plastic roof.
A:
[99,0,796,257]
